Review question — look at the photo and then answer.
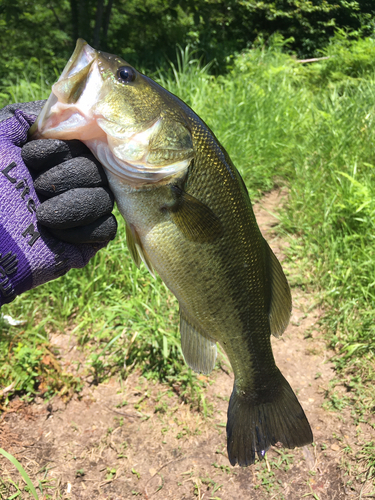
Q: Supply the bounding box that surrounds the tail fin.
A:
[226,370,313,466]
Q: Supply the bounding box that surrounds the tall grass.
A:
[0,64,53,107]
[1,34,374,416]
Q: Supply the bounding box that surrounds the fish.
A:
[29,39,313,466]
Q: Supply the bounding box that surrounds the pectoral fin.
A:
[125,222,155,278]
[180,309,217,374]
[168,186,223,243]
[265,240,292,338]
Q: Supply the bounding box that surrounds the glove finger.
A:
[47,214,117,244]
[0,100,46,122]
[34,156,108,197]
[36,187,115,229]
[22,139,94,171]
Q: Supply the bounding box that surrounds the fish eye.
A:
[117,66,136,84]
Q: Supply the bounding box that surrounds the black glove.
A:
[22,139,117,244]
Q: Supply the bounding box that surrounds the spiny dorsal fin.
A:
[265,240,292,338]
[180,308,217,374]
[168,186,223,243]
[125,222,155,278]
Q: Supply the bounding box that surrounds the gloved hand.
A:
[23,139,117,244]
[0,101,117,308]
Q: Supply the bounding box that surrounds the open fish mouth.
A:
[29,40,101,141]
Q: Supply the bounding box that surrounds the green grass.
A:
[1,32,375,477]
[0,66,52,107]
[0,448,39,500]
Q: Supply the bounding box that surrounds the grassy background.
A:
[0,34,374,448]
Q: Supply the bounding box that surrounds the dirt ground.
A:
[1,190,374,499]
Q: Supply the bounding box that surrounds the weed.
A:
[131,468,141,480]
[114,416,124,427]
[105,467,117,480]
[200,476,223,497]
[272,449,295,472]
[211,462,231,474]
[355,441,375,483]
[154,401,169,414]
[116,400,128,408]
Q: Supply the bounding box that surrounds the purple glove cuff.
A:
[0,110,101,307]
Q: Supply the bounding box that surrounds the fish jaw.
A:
[30,39,104,142]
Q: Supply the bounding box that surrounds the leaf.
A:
[0,448,39,500]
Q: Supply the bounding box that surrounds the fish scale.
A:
[30,38,313,466]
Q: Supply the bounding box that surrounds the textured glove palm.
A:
[23,138,117,244]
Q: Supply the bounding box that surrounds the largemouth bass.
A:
[30,39,313,466]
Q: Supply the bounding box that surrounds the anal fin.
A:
[180,309,217,374]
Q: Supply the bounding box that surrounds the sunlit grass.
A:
[0,66,52,107]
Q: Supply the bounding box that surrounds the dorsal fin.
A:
[265,240,292,338]
[180,308,217,374]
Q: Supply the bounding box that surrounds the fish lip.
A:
[60,38,97,81]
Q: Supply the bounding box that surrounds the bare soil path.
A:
[1,190,373,499]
